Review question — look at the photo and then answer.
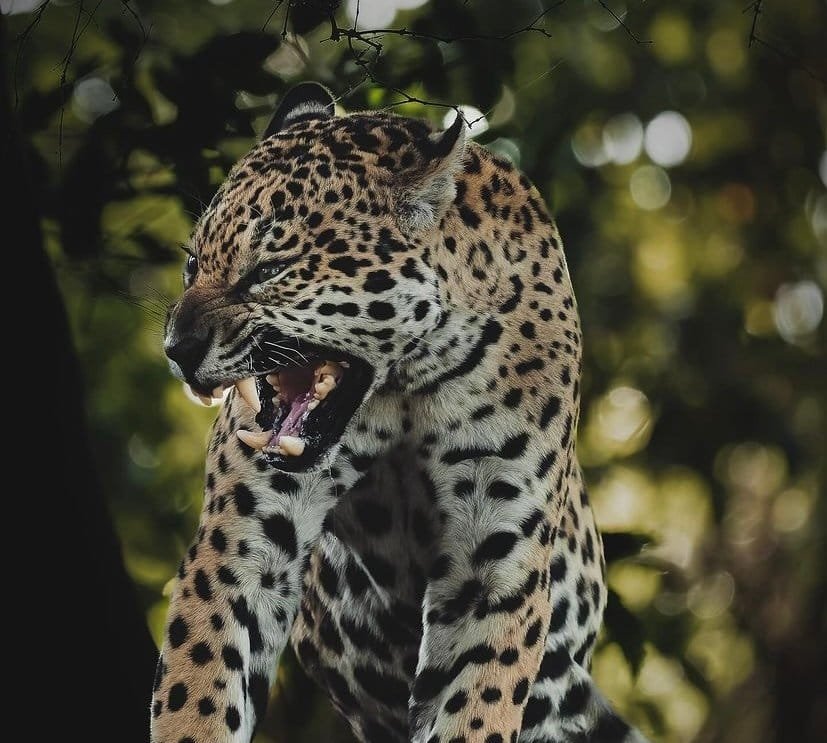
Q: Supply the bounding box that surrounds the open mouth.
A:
[192,346,373,471]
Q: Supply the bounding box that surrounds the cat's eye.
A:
[183,254,198,288]
[256,263,290,284]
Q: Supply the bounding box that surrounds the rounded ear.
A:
[426,111,466,159]
[397,112,467,232]
[263,82,335,138]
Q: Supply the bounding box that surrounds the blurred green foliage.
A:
[8,0,826,740]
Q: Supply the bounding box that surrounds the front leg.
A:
[151,392,344,742]
[410,427,573,743]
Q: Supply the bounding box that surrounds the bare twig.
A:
[55,0,107,166]
[262,0,286,32]
[119,0,151,62]
[744,0,825,84]
[747,0,764,47]
[467,60,565,128]
[338,2,563,45]
[321,1,569,116]
[57,0,86,168]
[281,0,291,40]
[596,1,650,45]
[12,0,50,108]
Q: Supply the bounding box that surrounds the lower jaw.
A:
[261,440,325,472]
[226,355,373,472]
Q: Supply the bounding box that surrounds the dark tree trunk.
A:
[3,19,157,740]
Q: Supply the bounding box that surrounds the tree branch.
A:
[744,0,825,84]
[596,0,650,45]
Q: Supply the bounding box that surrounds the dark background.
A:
[5,0,825,741]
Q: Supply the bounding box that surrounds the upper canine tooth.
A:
[278,435,306,456]
[235,377,261,413]
[236,429,270,449]
[265,373,280,390]
[189,385,212,406]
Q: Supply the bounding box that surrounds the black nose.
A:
[166,335,209,380]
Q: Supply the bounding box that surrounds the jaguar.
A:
[151,82,646,743]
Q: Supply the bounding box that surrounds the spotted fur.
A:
[151,84,647,743]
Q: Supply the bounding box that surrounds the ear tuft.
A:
[397,113,467,233]
[264,82,335,138]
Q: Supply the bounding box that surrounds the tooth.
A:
[315,374,336,392]
[211,386,224,399]
[307,399,319,411]
[318,361,344,377]
[236,429,271,449]
[235,377,261,413]
[265,373,280,390]
[190,386,212,406]
[278,435,306,456]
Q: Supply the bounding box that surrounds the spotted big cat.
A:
[152,82,646,743]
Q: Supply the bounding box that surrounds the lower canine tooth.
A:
[314,376,336,399]
[235,377,261,413]
[236,429,271,449]
[278,435,306,456]
[307,399,319,411]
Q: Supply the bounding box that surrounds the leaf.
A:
[601,531,653,564]
[604,588,646,675]
[290,0,339,35]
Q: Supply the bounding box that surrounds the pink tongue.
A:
[270,364,318,442]
[276,391,314,438]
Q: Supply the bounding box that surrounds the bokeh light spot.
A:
[346,0,429,29]
[572,122,609,168]
[687,572,735,620]
[645,111,692,167]
[630,165,671,210]
[486,137,521,166]
[443,105,489,138]
[601,387,651,443]
[583,387,654,464]
[128,434,160,469]
[72,77,119,123]
[810,193,827,243]
[773,280,824,343]
[603,113,643,165]
[650,12,692,64]
[2,0,46,14]
[590,0,627,32]
[772,488,813,533]
[706,28,746,77]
